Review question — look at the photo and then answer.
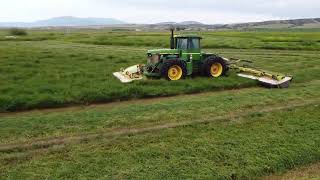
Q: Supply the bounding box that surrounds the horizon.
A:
[1,0,320,24]
[1,16,320,26]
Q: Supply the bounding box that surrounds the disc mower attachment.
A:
[113,64,144,83]
[225,58,293,88]
[238,73,292,88]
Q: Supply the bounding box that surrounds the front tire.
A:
[161,59,187,81]
[203,56,228,77]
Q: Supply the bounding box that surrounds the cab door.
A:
[187,38,201,60]
[177,38,192,75]
[184,38,201,75]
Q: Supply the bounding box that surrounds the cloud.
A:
[0,0,319,23]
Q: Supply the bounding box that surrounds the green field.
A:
[0,29,319,179]
[1,81,319,179]
[1,29,320,112]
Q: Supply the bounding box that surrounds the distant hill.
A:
[149,18,320,30]
[0,16,127,27]
[155,21,203,25]
[1,17,319,30]
[155,22,177,25]
[179,21,204,25]
[216,18,320,29]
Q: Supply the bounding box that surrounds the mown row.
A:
[1,81,319,179]
[1,38,319,112]
[81,31,320,50]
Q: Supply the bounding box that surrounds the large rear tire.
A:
[202,56,228,78]
[161,59,187,81]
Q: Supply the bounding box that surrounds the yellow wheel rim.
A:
[210,63,223,77]
[168,65,183,80]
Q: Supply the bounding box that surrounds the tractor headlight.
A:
[147,54,160,64]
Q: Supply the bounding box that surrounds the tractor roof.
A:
[174,34,202,39]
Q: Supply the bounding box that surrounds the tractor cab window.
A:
[176,38,188,49]
[189,38,200,49]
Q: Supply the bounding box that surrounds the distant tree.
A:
[9,28,28,36]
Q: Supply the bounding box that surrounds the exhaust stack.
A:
[170,28,174,49]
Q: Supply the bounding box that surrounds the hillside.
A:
[1,17,320,30]
[0,16,127,27]
[145,18,320,31]
[220,18,320,29]
[155,21,203,25]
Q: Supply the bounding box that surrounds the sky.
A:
[0,0,319,24]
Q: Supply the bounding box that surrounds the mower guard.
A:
[113,64,144,83]
[238,73,292,88]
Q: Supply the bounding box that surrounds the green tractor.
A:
[113,29,292,88]
[144,31,228,80]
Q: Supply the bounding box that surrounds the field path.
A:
[264,162,320,180]
[1,98,318,154]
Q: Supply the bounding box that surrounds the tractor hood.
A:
[147,49,179,55]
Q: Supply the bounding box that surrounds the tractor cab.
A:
[171,34,202,62]
[143,29,227,79]
[173,35,203,74]
[174,35,202,51]
[144,33,205,78]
